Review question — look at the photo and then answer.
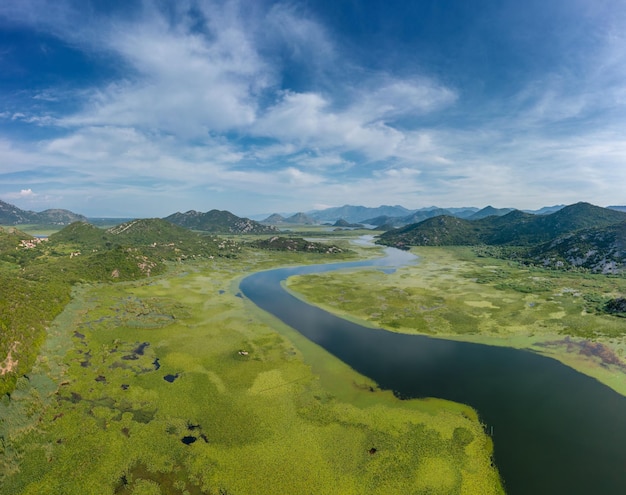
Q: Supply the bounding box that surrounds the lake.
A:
[240,248,626,495]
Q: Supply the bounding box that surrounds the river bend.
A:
[240,250,626,495]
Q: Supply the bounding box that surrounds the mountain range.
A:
[377,202,626,274]
[259,203,604,227]
[4,197,625,230]
[2,197,625,277]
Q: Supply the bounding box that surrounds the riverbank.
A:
[1,251,504,494]
[286,246,626,396]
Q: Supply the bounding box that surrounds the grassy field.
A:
[287,246,626,396]
[0,248,503,495]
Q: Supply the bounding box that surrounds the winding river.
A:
[240,247,626,495]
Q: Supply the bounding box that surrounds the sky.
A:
[1,0,626,218]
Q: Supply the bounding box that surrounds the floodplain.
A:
[0,243,504,494]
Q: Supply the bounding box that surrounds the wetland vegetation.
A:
[0,227,504,494]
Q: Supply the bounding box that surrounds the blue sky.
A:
[1,0,625,217]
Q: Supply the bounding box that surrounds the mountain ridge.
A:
[378,202,626,250]
[376,202,626,274]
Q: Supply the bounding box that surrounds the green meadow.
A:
[0,248,504,494]
[287,246,626,396]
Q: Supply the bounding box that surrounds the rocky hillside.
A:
[529,221,626,274]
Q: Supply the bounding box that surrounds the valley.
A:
[1,199,625,494]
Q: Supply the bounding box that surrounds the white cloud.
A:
[19,188,35,197]
[4,188,37,200]
[279,166,325,186]
[291,152,354,170]
[263,2,336,68]
[353,79,457,123]
[253,91,406,161]
[59,11,270,136]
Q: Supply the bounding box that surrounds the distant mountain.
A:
[444,207,481,218]
[308,205,414,223]
[262,213,287,224]
[377,202,626,249]
[284,212,316,224]
[261,212,316,225]
[333,219,364,228]
[268,204,570,228]
[0,199,86,225]
[524,204,566,215]
[259,205,487,225]
[0,199,36,224]
[361,215,394,228]
[164,209,277,234]
[608,206,626,213]
[365,208,453,228]
[467,206,515,220]
[37,209,87,225]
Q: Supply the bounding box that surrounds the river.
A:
[239,246,626,495]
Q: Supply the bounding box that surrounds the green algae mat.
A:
[0,254,503,495]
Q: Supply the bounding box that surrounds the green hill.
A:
[48,221,105,248]
[106,218,198,244]
[48,218,241,263]
[467,205,515,220]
